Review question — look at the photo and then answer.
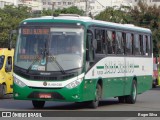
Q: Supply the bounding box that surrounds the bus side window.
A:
[131,34,134,55]
[95,29,105,54]
[86,30,94,62]
[126,33,132,55]
[122,33,126,55]
[116,32,124,55]
[112,31,116,54]
[139,35,143,55]
[142,35,147,56]
[134,34,141,55]
[106,31,113,54]
[146,35,151,56]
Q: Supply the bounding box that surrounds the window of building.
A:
[58,2,61,5]
[68,2,72,5]
[43,2,46,5]
[152,0,160,2]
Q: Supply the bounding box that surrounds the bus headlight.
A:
[66,78,83,89]
[14,77,26,87]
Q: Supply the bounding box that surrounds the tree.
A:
[0,5,31,47]
[41,6,84,16]
[95,1,160,55]
[95,6,132,24]
[130,1,160,55]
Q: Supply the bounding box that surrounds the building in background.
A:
[18,0,43,11]
[0,0,43,11]
[131,0,160,6]
[0,0,16,8]
[75,0,132,16]
[1,0,160,16]
[42,0,75,10]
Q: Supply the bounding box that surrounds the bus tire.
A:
[118,96,125,103]
[0,84,6,99]
[152,84,156,88]
[89,84,101,108]
[125,80,137,104]
[32,100,45,109]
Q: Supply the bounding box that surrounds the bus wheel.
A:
[0,84,6,99]
[118,96,125,103]
[32,100,45,109]
[89,84,101,108]
[125,80,137,104]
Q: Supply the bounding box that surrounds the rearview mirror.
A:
[8,30,17,50]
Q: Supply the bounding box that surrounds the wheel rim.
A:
[95,85,101,102]
[132,83,136,100]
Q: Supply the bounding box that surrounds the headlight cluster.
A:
[14,77,26,87]
[66,78,83,89]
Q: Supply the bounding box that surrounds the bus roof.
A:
[22,15,151,34]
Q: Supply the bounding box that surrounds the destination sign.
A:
[22,28,49,35]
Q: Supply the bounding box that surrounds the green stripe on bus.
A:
[97,66,104,69]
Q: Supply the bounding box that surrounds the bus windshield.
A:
[0,55,5,70]
[14,27,84,72]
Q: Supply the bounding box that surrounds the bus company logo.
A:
[2,112,11,117]
[43,81,47,86]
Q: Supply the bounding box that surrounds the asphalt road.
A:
[1,87,160,111]
[0,86,160,119]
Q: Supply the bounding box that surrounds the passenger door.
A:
[4,56,13,94]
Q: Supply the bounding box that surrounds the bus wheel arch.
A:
[125,79,137,104]
[89,79,102,108]
[133,76,137,84]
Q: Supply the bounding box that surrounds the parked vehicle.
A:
[0,48,14,98]
[153,57,159,88]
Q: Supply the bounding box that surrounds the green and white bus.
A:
[13,15,153,108]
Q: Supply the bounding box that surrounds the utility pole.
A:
[85,0,90,16]
[52,1,55,16]
[85,0,88,16]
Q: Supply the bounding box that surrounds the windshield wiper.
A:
[27,47,49,73]
[50,56,66,74]
[26,55,41,73]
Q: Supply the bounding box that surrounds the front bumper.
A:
[13,83,84,102]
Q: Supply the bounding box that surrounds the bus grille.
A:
[17,71,75,81]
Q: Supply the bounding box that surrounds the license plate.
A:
[39,93,52,98]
